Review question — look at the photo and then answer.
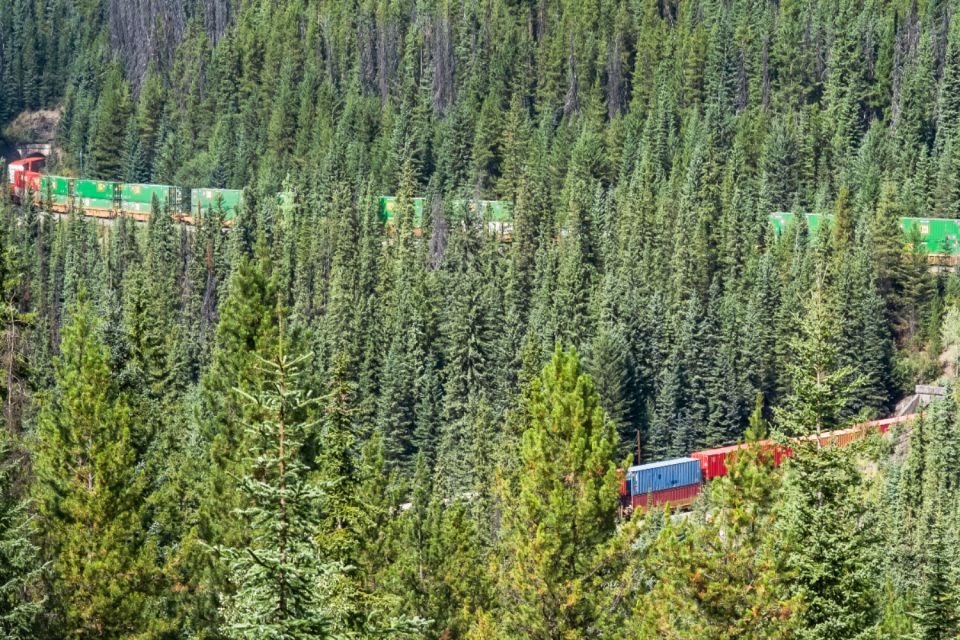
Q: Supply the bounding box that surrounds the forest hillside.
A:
[0,0,959,637]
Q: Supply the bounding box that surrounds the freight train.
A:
[4,157,933,515]
[8,156,960,258]
[619,415,915,514]
[7,156,242,223]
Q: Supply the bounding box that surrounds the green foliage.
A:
[218,340,333,639]
[1,0,959,635]
[494,346,620,638]
[776,445,878,639]
[32,292,160,638]
[776,279,868,435]
[636,428,798,639]
[0,430,43,639]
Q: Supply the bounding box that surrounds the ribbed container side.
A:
[628,458,701,495]
[191,189,242,221]
[75,180,117,199]
[691,441,792,481]
[901,217,960,254]
[121,184,172,206]
[41,175,71,196]
[821,428,860,448]
[690,448,733,481]
[631,483,701,511]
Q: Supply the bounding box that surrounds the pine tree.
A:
[316,353,364,561]
[495,346,619,637]
[775,277,867,436]
[32,292,159,638]
[910,511,959,640]
[121,118,148,183]
[776,445,878,639]
[0,227,34,433]
[586,322,635,455]
[636,424,797,639]
[177,243,281,636]
[89,64,132,179]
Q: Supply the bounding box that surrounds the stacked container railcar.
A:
[771,211,960,256]
[473,199,514,239]
[120,184,180,221]
[624,458,702,511]
[190,188,242,223]
[75,179,120,217]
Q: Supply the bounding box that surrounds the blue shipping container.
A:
[628,458,702,495]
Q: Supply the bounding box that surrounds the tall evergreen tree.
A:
[219,339,334,639]
[88,64,132,180]
[0,429,43,639]
[33,293,159,638]
[494,346,619,637]
[776,278,867,436]
[776,445,878,639]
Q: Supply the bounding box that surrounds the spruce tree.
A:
[776,445,878,639]
[775,277,867,436]
[219,339,333,639]
[910,511,959,640]
[316,353,364,561]
[0,429,42,639]
[89,64,132,179]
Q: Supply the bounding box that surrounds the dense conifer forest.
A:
[1,0,960,637]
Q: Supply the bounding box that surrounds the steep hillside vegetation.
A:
[0,0,959,637]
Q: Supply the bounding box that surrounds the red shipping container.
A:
[772,443,794,465]
[631,482,701,511]
[799,422,881,449]
[691,443,741,480]
[691,440,791,481]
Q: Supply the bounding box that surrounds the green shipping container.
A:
[476,200,512,222]
[41,175,71,196]
[39,176,74,210]
[120,183,168,204]
[769,211,828,236]
[900,218,960,254]
[75,179,119,200]
[191,188,242,221]
[379,196,426,228]
[120,183,178,217]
